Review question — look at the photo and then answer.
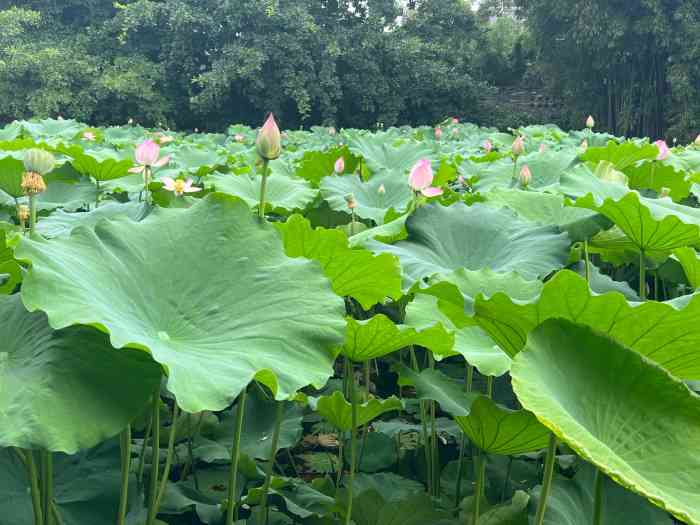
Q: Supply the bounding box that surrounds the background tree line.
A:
[0,0,698,140]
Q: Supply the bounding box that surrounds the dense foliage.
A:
[1,115,700,524]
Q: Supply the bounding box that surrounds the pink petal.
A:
[654,140,669,161]
[161,176,176,190]
[184,185,202,193]
[153,155,171,168]
[135,140,160,165]
[421,186,443,197]
[408,159,433,191]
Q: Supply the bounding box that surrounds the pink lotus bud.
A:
[234,134,245,143]
[539,143,546,153]
[334,157,345,174]
[329,127,337,136]
[435,127,443,141]
[344,193,358,210]
[659,187,671,198]
[586,115,595,129]
[519,165,532,187]
[135,140,161,166]
[378,184,386,194]
[83,131,96,141]
[458,175,466,185]
[512,136,525,156]
[409,159,443,197]
[452,117,459,124]
[654,140,670,161]
[256,114,282,160]
[580,139,589,151]
[483,140,493,153]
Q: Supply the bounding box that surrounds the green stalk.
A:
[41,451,53,525]
[145,391,161,525]
[592,469,605,525]
[454,364,474,512]
[583,239,591,282]
[260,400,283,525]
[95,180,100,209]
[410,347,432,495]
[345,365,358,525]
[144,167,152,205]
[471,451,486,524]
[225,388,247,525]
[136,416,153,488]
[639,251,646,300]
[29,194,37,234]
[501,456,514,502]
[259,159,270,220]
[155,403,180,508]
[336,438,344,486]
[533,434,558,525]
[117,425,132,525]
[357,361,371,469]
[428,353,439,498]
[50,502,65,525]
[21,449,44,525]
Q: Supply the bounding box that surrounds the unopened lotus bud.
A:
[328,127,337,136]
[256,114,282,161]
[18,205,30,225]
[435,127,443,140]
[458,175,466,185]
[586,115,595,129]
[452,117,459,124]
[128,118,134,125]
[695,134,700,146]
[23,149,55,175]
[194,128,199,133]
[378,184,386,194]
[344,193,358,210]
[539,143,546,153]
[234,134,245,143]
[452,128,459,137]
[483,140,493,153]
[21,172,47,195]
[334,157,345,174]
[512,136,525,157]
[580,139,589,151]
[519,165,532,187]
[659,187,671,198]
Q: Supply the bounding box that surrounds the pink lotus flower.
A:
[452,117,459,124]
[483,140,493,153]
[654,140,670,161]
[234,134,245,143]
[409,159,443,197]
[129,140,171,174]
[539,143,546,153]
[512,136,525,156]
[519,165,532,187]
[161,177,201,196]
[334,157,345,174]
[586,115,595,129]
[83,131,96,141]
[435,127,443,140]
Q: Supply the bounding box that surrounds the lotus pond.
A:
[1,117,700,525]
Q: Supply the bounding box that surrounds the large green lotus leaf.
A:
[310,391,402,432]
[277,214,402,309]
[345,133,434,176]
[587,226,648,266]
[0,152,25,197]
[60,146,134,182]
[196,388,303,462]
[342,314,453,362]
[319,174,413,224]
[0,440,137,525]
[16,194,345,412]
[296,146,360,187]
[580,141,659,170]
[474,269,700,379]
[624,161,691,201]
[454,396,550,455]
[367,203,570,288]
[21,118,85,142]
[571,261,639,300]
[561,171,700,252]
[467,156,514,192]
[514,149,578,189]
[405,293,512,376]
[396,366,477,417]
[530,463,672,525]
[0,228,22,294]
[348,212,408,247]
[674,247,700,288]
[207,172,317,213]
[0,294,161,453]
[37,175,98,212]
[482,188,610,241]
[514,319,700,524]
[245,477,336,520]
[0,121,22,141]
[35,202,142,238]
[168,144,227,175]
[476,491,529,525]
[348,489,451,525]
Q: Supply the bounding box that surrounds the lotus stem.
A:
[41,451,53,525]
[136,416,153,488]
[225,388,247,525]
[501,456,514,502]
[144,167,152,205]
[29,194,37,234]
[95,181,100,209]
[117,424,132,525]
[260,400,283,525]
[345,364,358,525]
[259,159,270,220]
[20,449,44,525]
[357,361,371,469]
[583,240,591,283]
[639,250,646,300]
[592,469,605,525]
[145,391,161,525]
[429,353,439,498]
[455,364,474,512]
[155,403,180,508]
[472,451,486,524]
[534,433,558,525]
[409,347,433,495]
[50,502,65,525]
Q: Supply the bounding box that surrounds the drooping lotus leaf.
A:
[367,203,570,288]
[561,171,700,252]
[474,269,700,379]
[342,314,453,362]
[277,214,402,309]
[476,491,529,525]
[571,261,639,300]
[454,396,550,455]
[624,161,691,201]
[35,202,142,238]
[207,172,317,213]
[482,187,610,241]
[530,463,672,525]
[348,212,408,247]
[580,141,659,170]
[673,247,700,288]
[319,174,413,224]
[514,319,700,524]
[405,293,512,376]
[310,391,403,432]
[196,388,303,462]
[348,489,451,525]
[587,226,646,266]
[16,193,346,412]
[396,366,477,417]
[0,152,25,197]
[0,294,161,453]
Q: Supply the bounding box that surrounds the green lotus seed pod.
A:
[23,149,55,175]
